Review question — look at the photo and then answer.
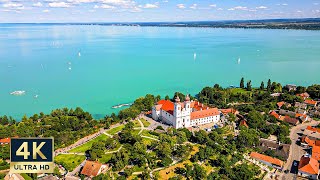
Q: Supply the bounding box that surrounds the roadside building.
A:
[270,93,282,97]
[298,156,319,179]
[279,109,296,117]
[0,138,10,145]
[303,126,320,140]
[283,116,299,126]
[258,139,290,159]
[250,152,284,170]
[277,102,285,109]
[305,99,318,107]
[81,161,108,178]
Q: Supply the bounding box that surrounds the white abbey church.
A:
[152,95,220,129]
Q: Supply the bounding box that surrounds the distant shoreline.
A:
[2,18,320,30]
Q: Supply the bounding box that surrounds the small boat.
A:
[112,103,133,109]
[237,57,241,64]
[68,67,72,70]
[78,52,81,57]
[68,62,72,65]
[10,90,26,96]
[194,53,197,60]
[34,95,39,98]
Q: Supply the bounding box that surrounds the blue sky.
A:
[0,0,320,22]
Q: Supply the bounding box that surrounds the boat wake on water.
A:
[112,103,133,109]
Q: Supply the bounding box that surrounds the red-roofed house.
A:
[297,92,310,100]
[240,120,248,128]
[270,111,281,120]
[0,138,10,145]
[298,156,319,179]
[152,95,220,129]
[81,161,108,178]
[219,108,238,115]
[250,152,284,170]
[305,99,318,107]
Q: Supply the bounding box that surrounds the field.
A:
[141,130,159,139]
[133,120,141,128]
[106,124,125,135]
[54,154,85,171]
[140,118,151,127]
[99,154,113,164]
[69,134,109,153]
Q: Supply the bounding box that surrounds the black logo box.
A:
[10,138,54,162]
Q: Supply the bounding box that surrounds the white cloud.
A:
[42,9,50,12]
[314,3,319,5]
[142,3,158,9]
[297,10,302,13]
[177,4,185,9]
[228,6,247,11]
[256,6,267,9]
[94,5,99,8]
[209,4,216,8]
[48,2,71,8]
[217,8,223,11]
[163,0,168,2]
[100,4,115,9]
[2,3,24,10]
[277,3,288,6]
[33,2,43,7]
[190,4,197,9]
[130,6,142,12]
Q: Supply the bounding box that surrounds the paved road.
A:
[281,120,319,180]
[66,159,86,177]
[141,114,170,131]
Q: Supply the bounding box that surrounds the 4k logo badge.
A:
[10,138,54,173]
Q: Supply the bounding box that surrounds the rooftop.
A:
[298,156,319,175]
[81,161,103,177]
[250,152,284,167]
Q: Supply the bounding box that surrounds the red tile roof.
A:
[284,116,299,125]
[297,92,310,98]
[298,156,319,175]
[157,100,174,115]
[250,152,284,167]
[81,161,102,177]
[301,136,320,147]
[0,138,10,144]
[270,111,281,120]
[240,120,248,128]
[190,108,219,120]
[190,101,208,111]
[305,99,317,106]
[306,126,320,133]
[220,108,237,114]
[277,101,285,108]
[312,146,320,161]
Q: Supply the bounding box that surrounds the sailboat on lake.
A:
[237,57,241,64]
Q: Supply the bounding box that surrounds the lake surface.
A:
[1,24,320,119]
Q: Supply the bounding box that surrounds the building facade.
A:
[152,95,220,129]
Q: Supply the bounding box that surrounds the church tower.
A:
[174,96,181,118]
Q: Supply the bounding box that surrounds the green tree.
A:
[246,80,252,91]
[267,79,272,91]
[165,95,170,100]
[240,77,244,88]
[260,81,264,90]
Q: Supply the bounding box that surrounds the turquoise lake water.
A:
[1,24,320,119]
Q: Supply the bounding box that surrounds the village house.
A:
[250,152,284,170]
[297,92,310,100]
[305,99,318,107]
[295,102,307,110]
[303,126,320,140]
[276,101,291,109]
[301,136,320,161]
[152,95,220,129]
[270,111,281,120]
[283,116,300,126]
[279,109,296,117]
[298,156,319,180]
[81,161,108,178]
[219,108,239,115]
[285,84,297,91]
[258,139,290,159]
[239,120,249,128]
[0,138,10,145]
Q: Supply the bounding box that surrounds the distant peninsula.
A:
[17,18,320,30]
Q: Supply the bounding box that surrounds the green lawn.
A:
[106,124,125,135]
[69,134,109,153]
[132,129,141,135]
[141,130,159,139]
[54,154,85,171]
[99,154,113,164]
[140,118,151,127]
[133,120,141,128]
